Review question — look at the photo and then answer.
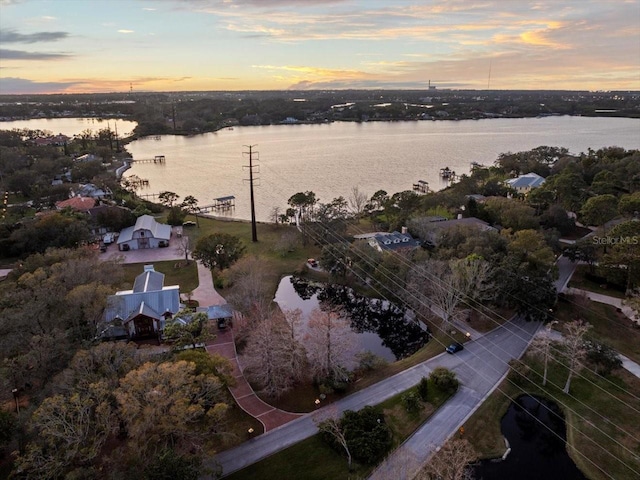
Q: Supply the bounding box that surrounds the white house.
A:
[117,214,171,250]
[505,172,546,194]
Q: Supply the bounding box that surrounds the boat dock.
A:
[413,180,430,194]
[199,196,236,213]
[131,155,166,164]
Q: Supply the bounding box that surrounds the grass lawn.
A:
[464,355,640,480]
[555,295,640,363]
[121,259,199,292]
[225,382,455,480]
[568,265,626,299]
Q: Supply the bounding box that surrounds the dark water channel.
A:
[274,276,430,362]
[474,394,587,480]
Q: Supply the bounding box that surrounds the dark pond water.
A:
[273,276,430,363]
[474,394,587,480]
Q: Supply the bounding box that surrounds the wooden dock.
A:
[131,155,166,164]
[413,180,429,194]
[199,196,236,213]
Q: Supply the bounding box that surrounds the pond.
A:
[273,276,430,363]
[474,394,586,480]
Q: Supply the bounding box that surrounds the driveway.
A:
[206,316,540,478]
[101,243,185,264]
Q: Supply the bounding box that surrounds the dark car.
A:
[446,342,464,354]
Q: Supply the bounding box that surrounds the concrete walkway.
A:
[191,261,227,306]
[564,286,639,325]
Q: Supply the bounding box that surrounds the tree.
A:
[241,311,307,398]
[348,186,368,218]
[580,194,618,227]
[288,191,318,226]
[314,407,353,469]
[181,195,200,227]
[193,233,246,273]
[167,205,187,226]
[562,320,591,394]
[529,323,558,386]
[158,191,180,208]
[177,235,192,263]
[304,308,358,384]
[419,438,477,480]
[584,340,622,376]
[143,449,202,480]
[163,311,214,350]
[225,255,272,318]
[114,360,229,455]
[618,192,640,216]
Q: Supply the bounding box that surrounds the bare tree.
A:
[313,406,352,469]
[407,257,492,330]
[270,206,281,225]
[225,256,272,320]
[529,321,558,386]
[177,235,191,263]
[419,438,477,480]
[562,319,591,394]
[304,308,358,382]
[372,449,421,480]
[241,311,307,398]
[348,186,368,218]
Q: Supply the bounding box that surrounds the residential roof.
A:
[506,172,546,190]
[133,268,166,293]
[106,285,180,323]
[124,301,163,323]
[425,217,494,232]
[117,214,171,243]
[55,196,95,212]
[198,304,234,320]
[369,231,422,251]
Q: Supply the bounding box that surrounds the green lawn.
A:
[464,354,640,480]
[121,259,199,292]
[568,265,626,299]
[225,381,455,480]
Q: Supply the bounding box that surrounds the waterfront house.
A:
[505,172,546,194]
[117,214,171,250]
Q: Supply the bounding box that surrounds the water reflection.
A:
[276,276,430,362]
[474,394,586,480]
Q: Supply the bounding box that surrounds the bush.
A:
[417,376,429,401]
[507,359,531,387]
[401,391,422,413]
[429,367,459,395]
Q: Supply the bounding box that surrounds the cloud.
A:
[0,48,72,60]
[0,29,69,43]
[0,77,79,94]
[118,29,135,34]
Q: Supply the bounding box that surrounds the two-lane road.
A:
[207,315,540,478]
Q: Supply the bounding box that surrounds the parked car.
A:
[307,258,318,268]
[99,243,107,253]
[182,221,196,227]
[103,233,115,244]
[446,342,464,354]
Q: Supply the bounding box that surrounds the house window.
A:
[140,231,145,236]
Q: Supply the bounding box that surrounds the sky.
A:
[0,0,639,94]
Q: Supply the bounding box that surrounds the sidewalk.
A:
[564,286,639,325]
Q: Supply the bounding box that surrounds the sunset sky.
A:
[1,0,639,94]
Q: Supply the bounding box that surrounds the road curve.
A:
[206,315,540,478]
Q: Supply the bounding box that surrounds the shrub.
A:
[401,391,422,414]
[429,367,459,395]
[417,376,429,401]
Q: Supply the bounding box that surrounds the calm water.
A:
[0,117,137,138]
[474,395,587,480]
[274,276,429,363]
[123,116,640,221]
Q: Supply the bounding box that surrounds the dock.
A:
[413,180,429,194]
[199,196,236,213]
[131,155,166,164]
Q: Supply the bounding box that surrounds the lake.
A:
[0,117,137,138]
[474,394,587,480]
[122,116,640,221]
[273,276,430,363]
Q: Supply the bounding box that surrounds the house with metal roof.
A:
[117,214,171,250]
[103,265,182,339]
[505,172,546,194]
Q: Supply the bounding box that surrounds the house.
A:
[102,265,182,339]
[505,172,546,194]
[117,214,171,250]
[419,216,497,247]
[55,196,96,213]
[75,183,112,200]
[366,229,422,252]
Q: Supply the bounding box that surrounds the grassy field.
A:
[464,353,640,480]
[121,259,199,292]
[225,380,455,480]
[567,265,626,299]
[555,295,640,363]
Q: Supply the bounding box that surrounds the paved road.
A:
[206,316,540,478]
[555,254,578,292]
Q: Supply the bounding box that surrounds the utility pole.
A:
[243,145,259,242]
